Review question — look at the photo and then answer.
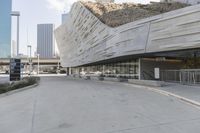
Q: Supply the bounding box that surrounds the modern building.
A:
[0,0,12,58]
[37,24,55,58]
[55,2,200,84]
[62,13,69,24]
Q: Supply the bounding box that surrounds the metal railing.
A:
[142,71,155,80]
[161,69,200,85]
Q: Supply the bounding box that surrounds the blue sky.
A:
[12,0,158,55]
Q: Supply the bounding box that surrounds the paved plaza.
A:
[0,77,200,133]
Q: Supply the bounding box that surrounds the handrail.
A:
[161,69,200,85]
[142,71,155,80]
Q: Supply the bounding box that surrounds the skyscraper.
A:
[0,0,12,58]
[62,13,69,24]
[37,24,55,58]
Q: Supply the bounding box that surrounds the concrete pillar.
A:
[138,58,141,80]
[69,67,72,75]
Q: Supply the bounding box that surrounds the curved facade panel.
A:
[146,5,200,53]
[55,2,200,67]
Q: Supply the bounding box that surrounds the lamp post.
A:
[27,45,32,57]
[57,60,60,74]
[27,45,32,75]
[37,54,40,75]
[11,11,20,56]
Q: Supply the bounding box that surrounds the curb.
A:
[145,86,200,108]
[0,83,39,98]
[105,80,200,108]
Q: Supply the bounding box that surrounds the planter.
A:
[98,76,104,81]
[104,77,119,82]
[117,77,128,82]
[128,79,165,87]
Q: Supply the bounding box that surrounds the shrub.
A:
[0,77,40,94]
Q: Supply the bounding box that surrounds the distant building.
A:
[18,53,28,58]
[37,24,55,58]
[11,40,17,57]
[160,0,200,5]
[62,13,69,24]
[0,0,12,58]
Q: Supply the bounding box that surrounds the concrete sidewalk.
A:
[159,83,200,103]
[0,77,200,133]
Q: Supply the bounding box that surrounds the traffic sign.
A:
[10,58,21,81]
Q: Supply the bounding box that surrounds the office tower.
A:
[37,24,55,58]
[0,0,12,58]
[62,13,69,24]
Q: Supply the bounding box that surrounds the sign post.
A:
[154,68,160,80]
[10,58,21,81]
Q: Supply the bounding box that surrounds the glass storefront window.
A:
[71,59,140,79]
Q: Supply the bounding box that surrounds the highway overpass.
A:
[0,58,60,66]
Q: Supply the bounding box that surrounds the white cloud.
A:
[46,0,78,12]
[46,0,159,12]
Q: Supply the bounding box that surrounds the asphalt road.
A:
[0,77,200,133]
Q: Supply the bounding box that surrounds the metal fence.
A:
[161,69,200,85]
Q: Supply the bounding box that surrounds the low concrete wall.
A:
[128,79,165,87]
[90,76,104,81]
[66,75,165,87]
[103,77,118,82]
[104,77,128,82]
[66,75,82,80]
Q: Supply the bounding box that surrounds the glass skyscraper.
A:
[37,24,55,58]
[0,0,12,58]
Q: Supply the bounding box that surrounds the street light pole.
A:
[11,11,20,56]
[27,45,32,75]
[37,54,40,75]
[17,15,19,56]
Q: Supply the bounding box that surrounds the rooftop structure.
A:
[82,1,189,27]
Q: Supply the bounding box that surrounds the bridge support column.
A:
[66,67,70,76]
[68,67,72,75]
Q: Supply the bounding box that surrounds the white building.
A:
[37,24,55,58]
[55,2,200,84]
